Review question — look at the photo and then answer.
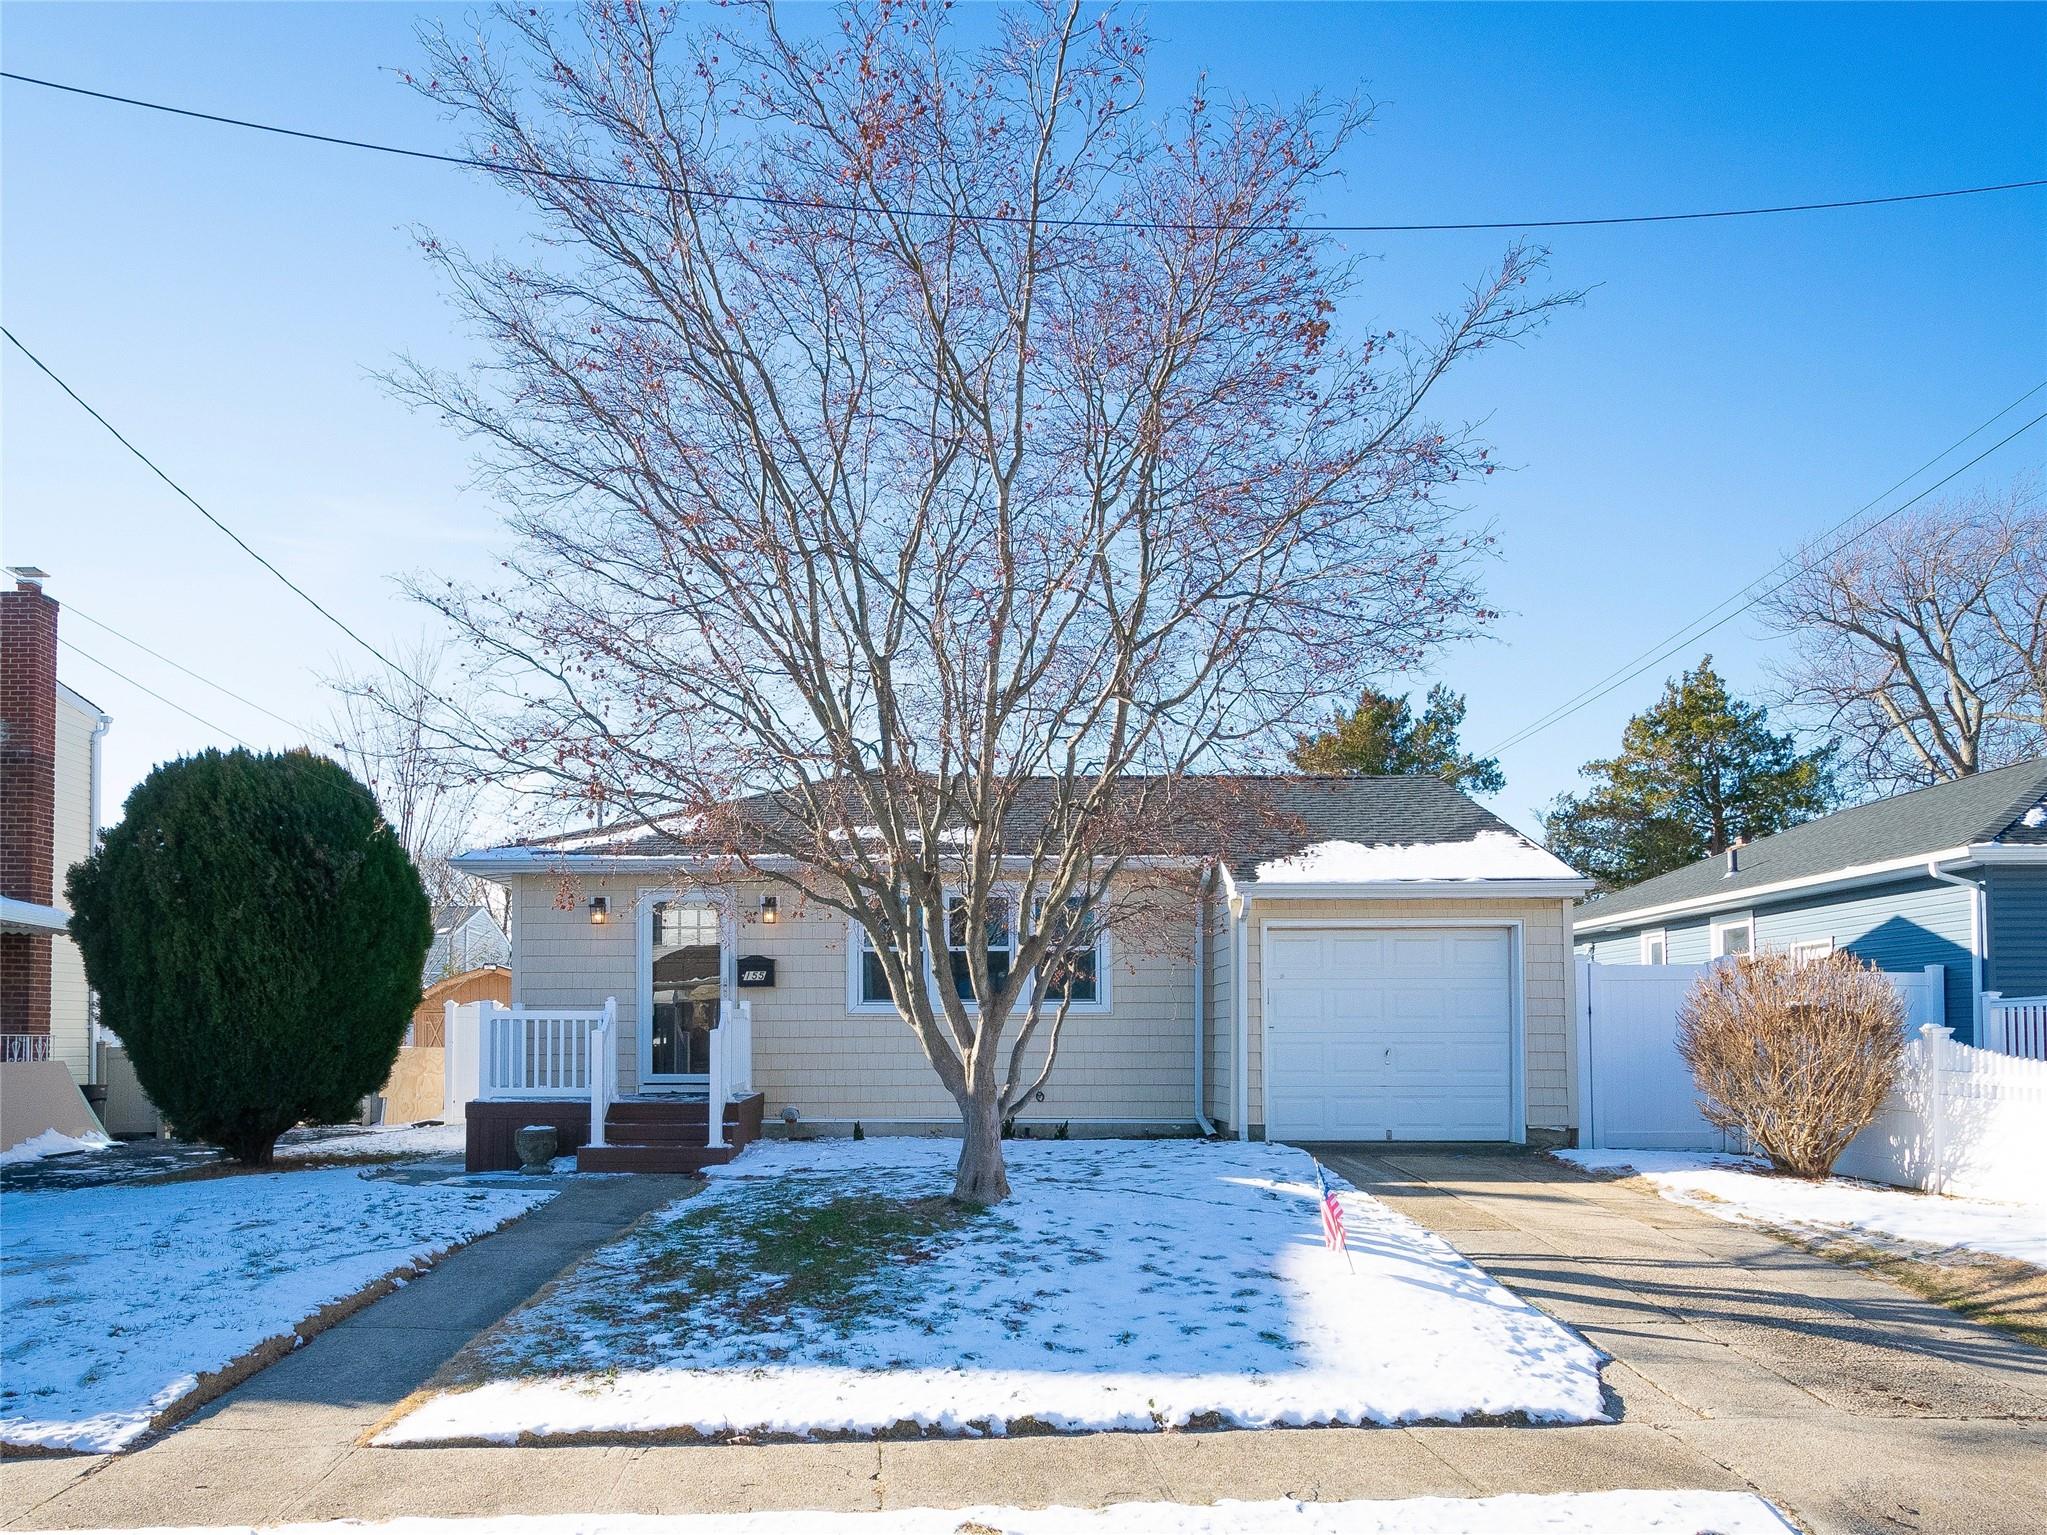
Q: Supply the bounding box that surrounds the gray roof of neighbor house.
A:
[1576,757,2047,930]
[455,773,1584,887]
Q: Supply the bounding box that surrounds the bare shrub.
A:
[1677,950,1906,1179]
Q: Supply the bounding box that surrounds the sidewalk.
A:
[6,1150,2045,1534]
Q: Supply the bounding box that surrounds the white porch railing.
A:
[1982,993,2047,1061]
[474,998,619,1148]
[2,1033,54,1064]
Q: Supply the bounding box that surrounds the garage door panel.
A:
[1265,925,1514,1142]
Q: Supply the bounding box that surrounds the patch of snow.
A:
[0,1128,114,1166]
[0,1167,552,1452]
[381,1138,1605,1445]
[98,1489,1798,1534]
[273,1122,467,1162]
[1557,1149,2047,1268]
[1254,830,1579,885]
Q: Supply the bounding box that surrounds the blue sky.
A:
[4,2,2043,838]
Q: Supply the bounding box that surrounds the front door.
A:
[644,898,723,1086]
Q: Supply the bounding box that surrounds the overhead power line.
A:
[64,603,316,739]
[1483,379,2047,756]
[59,638,253,748]
[1483,404,2047,758]
[4,69,2044,235]
[3,325,466,732]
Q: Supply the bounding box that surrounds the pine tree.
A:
[1289,683,1505,794]
[66,749,432,1165]
[1544,658,1835,889]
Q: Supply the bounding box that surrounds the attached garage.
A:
[1262,924,1520,1142]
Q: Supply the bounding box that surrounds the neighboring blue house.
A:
[1574,758,2047,1045]
[426,902,510,983]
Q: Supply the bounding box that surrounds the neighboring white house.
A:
[453,775,1592,1161]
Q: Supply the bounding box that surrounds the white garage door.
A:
[1265,927,1515,1141]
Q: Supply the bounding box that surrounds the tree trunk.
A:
[952,1090,1010,1205]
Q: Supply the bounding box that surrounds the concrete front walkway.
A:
[5,1150,2044,1534]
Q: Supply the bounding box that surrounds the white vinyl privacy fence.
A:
[1834,1026,2047,1204]
[1575,960,1946,1154]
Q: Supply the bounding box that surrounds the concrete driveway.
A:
[4,1148,2043,1535]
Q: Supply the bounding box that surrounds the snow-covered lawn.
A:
[0,1166,552,1453]
[88,1490,1798,1534]
[382,1138,1603,1445]
[1558,1149,2047,1269]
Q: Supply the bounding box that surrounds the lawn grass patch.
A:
[638,1189,994,1333]
[1755,1223,2047,1349]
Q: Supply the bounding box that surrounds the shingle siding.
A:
[1986,866,2047,999]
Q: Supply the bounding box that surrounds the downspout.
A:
[1927,859,1987,1041]
[1232,883,1251,1141]
[1191,869,1216,1136]
[84,706,110,1086]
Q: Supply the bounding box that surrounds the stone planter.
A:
[514,1124,559,1174]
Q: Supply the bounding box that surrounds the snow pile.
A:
[1559,1149,2047,1268]
[92,1490,1797,1534]
[382,1138,1604,1445]
[1255,830,1578,885]
[1,1168,552,1452]
[0,1127,114,1166]
[274,1121,467,1162]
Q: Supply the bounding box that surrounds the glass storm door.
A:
[646,899,722,1084]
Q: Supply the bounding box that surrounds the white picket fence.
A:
[1576,960,1946,1153]
[1835,1025,2047,1204]
[1981,993,2047,1061]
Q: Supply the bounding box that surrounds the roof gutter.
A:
[1250,878,1592,900]
[1573,844,1990,933]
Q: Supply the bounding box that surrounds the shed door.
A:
[1264,927,1514,1141]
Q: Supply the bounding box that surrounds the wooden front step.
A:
[577,1141,745,1174]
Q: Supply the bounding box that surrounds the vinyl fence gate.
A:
[1575,959,1947,1152]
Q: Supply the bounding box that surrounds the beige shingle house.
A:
[451,776,1590,1171]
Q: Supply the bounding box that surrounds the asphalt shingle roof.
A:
[1577,757,2047,929]
[480,773,1568,884]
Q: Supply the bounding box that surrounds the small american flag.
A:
[1315,1162,1348,1254]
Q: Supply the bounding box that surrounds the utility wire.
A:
[5,69,2044,235]
[1484,407,2047,757]
[64,603,318,739]
[3,325,467,732]
[59,638,254,748]
[1484,379,2047,756]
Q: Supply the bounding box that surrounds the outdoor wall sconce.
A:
[760,895,779,924]
[588,896,608,925]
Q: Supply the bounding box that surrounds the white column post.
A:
[1919,1021,1953,1193]
[707,1026,728,1149]
[1980,992,2004,1055]
[589,996,616,1149]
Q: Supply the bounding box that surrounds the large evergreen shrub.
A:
[67,749,432,1165]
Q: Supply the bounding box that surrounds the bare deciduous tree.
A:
[329,639,500,922]
[1760,482,2046,796]
[392,0,1569,1202]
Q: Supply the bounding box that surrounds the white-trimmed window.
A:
[847,894,1108,1013]
[1034,897,1107,1008]
[1710,914,1755,958]
[852,925,895,1010]
[1639,929,1669,965]
[1790,937,1836,965]
[947,894,1014,1003]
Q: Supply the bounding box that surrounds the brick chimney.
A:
[1,571,59,1035]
